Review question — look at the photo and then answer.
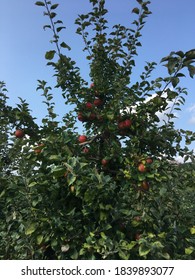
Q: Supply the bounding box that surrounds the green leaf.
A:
[188,65,195,78]
[51,4,59,10]
[56,27,66,33]
[171,77,180,87]
[51,166,66,177]
[185,49,195,59]
[176,51,185,58]
[49,155,60,161]
[167,58,178,75]
[25,223,37,235]
[35,1,45,6]
[185,247,194,255]
[0,190,5,198]
[37,235,44,245]
[45,50,56,60]
[60,42,71,50]
[43,25,51,30]
[146,173,155,178]
[100,232,107,240]
[67,173,77,186]
[50,12,57,19]
[190,227,195,234]
[139,244,151,257]
[160,55,170,63]
[119,250,130,260]
[132,8,140,14]
[28,182,37,188]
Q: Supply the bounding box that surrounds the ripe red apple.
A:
[90,83,95,88]
[14,129,25,138]
[86,102,93,109]
[89,113,96,120]
[141,180,149,191]
[146,158,153,164]
[78,135,87,143]
[78,112,85,122]
[123,119,132,128]
[118,121,125,130]
[82,147,89,153]
[101,159,108,166]
[94,98,103,107]
[138,163,147,172]
[34,143,44,154]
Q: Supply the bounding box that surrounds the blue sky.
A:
[0,0,195,152]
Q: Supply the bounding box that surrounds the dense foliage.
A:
[0,0,195,259]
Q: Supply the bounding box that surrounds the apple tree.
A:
[0,0,195,259]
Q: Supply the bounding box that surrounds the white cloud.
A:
[188,104,195,112]
[187,104,195,124]
[189,116,195,124]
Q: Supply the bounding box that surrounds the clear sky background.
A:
[0,0,195,153]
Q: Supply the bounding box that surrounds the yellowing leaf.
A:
[185,247,194,255]
[25,223,37,235]
[190,227,195,234]
[37,235,43,245]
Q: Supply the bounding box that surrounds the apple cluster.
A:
[76,83,135,169]
[137,157,153,191]
[77,83,133,134]
[77,83,105,124]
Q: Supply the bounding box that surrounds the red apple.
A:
[34,143,44,154]
[101,159,108,166]
[118,121,125,130]
[146,158,153,164]
[94,98,103,107]
[78,135,87,143]
[90,83,95,88]
[14,129,25,138]
[82,147,89,153]
[123,119,132,128]
[78,113,85,122]
[138,163,147,172]
[86,102,93,109]
[88,113,96,121]
[141,180,149,191]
